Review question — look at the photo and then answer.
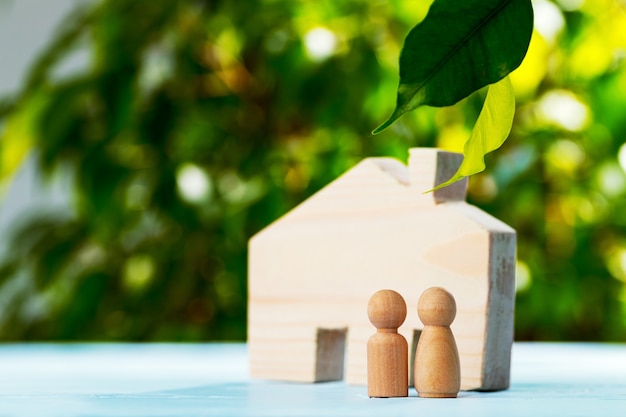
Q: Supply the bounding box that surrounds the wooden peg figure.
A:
[414,287,461,398]
[367,289,408,398]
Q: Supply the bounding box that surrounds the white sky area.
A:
[0,0,87,260]
[0,0,92,96]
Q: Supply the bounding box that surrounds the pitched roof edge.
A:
[362,157,410,186]
[444,202,516,235]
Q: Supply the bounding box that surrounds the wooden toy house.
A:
[248,148,516,390]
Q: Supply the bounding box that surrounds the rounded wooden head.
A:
[367,289,407,330]
[417,287,456,327]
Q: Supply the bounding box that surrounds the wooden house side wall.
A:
[248,205,495,389]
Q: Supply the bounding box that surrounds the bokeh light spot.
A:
[515,260,532,293]
[545,139,586,175]
[617,142,626,174]
[532,0,565,43]
[123,255,155,292]
[537,90,590,131]
[304,27,337,61]
[176,163,211,203]
[596,162,626,197]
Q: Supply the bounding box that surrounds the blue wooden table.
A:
[1,343,625,416]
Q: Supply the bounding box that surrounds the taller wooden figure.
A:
[367,289,408,398]
[414,287,461,398]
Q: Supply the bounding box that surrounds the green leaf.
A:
[433,76,515,190]
[373,0,533,134]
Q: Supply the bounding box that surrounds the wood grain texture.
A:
[414,287,461,398]
[368,332,408,397]
[248,148,516,390]
[367,290,408,397]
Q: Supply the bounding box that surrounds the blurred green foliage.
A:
[1,0,626,342]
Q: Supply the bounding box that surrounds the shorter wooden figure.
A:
[367,289,408,398]
[414,287,461,398]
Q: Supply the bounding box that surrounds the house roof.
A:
[255,148,513,235]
